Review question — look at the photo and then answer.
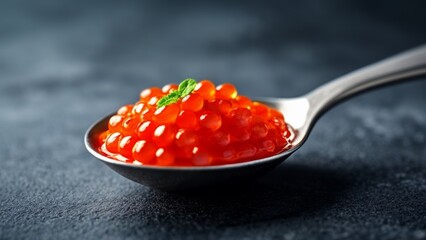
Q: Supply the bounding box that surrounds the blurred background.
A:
[1,0,426,239]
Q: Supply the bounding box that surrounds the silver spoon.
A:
[85,45,426,191]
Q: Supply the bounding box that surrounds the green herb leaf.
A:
[178,78,197,98]
[156,78,198,108]
[156,90,180,108]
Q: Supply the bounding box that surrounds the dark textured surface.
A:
[1,1,426,239]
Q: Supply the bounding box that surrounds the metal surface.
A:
[85,45,426,191]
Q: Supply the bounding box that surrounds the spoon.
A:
[85,45,426,191]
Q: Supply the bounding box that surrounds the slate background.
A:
[1,0,426,239]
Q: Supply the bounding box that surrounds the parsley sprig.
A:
[157,78,197,108]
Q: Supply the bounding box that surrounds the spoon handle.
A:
[306,45,426,113]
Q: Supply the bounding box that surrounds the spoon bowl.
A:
[85,45,426,191]
[85,112,300,191]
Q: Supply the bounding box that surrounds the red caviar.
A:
[98,79,292,166]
